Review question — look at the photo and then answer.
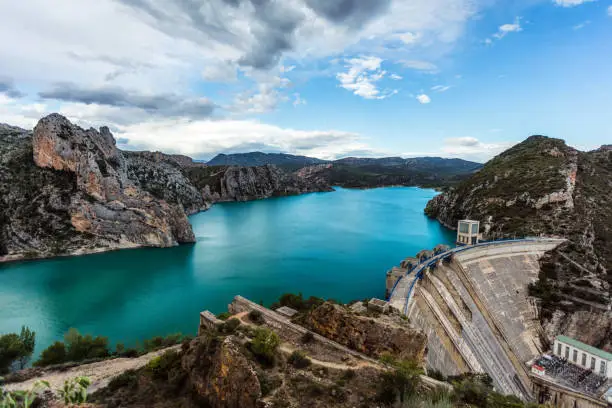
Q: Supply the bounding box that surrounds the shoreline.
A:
[1,184,445,265]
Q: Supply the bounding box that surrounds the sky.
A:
[0,0,611,163]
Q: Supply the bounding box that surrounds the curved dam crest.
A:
[388,238,565,400]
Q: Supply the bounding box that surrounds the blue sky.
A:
[0,0,610,162]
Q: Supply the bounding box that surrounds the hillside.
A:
[424,136,611,350]
[207,152,327,167]
[208,152,482,189]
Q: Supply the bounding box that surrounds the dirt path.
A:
[4,346,180,393]
[278,344,380,371]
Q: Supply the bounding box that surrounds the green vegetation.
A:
[218,318,241,334]
[287,350,311,369]
[0,327,36,374]
[34,329,191,367]
[216,311,232,321]
[57,376,92,405]
[270,292,326,313]
[0,380,49,408]
[301,331,315,344]
[376,358,423,405]
[248,309,264,324]
[250,327,280,364]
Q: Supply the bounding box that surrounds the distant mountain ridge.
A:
[207,152,327,167]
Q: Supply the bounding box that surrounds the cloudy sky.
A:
[1,0,611,162]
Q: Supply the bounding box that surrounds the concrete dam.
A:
[387,238,565,400]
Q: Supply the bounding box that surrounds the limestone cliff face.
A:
[301,302,427,362]
[124,151,209,215]
[424,136,611,350]
[185,163,333,203]
[1,114,195,262]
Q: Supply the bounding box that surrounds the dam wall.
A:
[392,238,564,400]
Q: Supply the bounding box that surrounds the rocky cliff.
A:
[299,302,427,362]
[0,114,334,262]
[184,163,333,203]
[424,136,611,350]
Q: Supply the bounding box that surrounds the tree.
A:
[34,341,66,367]
[17,327,35,369]
[250,328,280,363]
[0,326,36,374]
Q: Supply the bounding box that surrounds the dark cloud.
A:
[0,77,25,98]
[305,0,391,27]
[118,0,304,70]
[39,83,215,119]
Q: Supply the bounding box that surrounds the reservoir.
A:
[0,187,454,358]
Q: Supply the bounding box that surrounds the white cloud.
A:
[431,85,451,92]
[401,60,439,73]
[572,20,591,30]
[493,18,523,40]
[336,56,397,100]
[394,32,421,45]
[390,74,403,80]
[416,94,431,104]
[442,137,515,162]
[608,5,612,16]
[553,0,596,7]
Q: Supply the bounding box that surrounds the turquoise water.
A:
[0,187,454,358]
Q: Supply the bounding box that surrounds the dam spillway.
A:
[388,238,565,400]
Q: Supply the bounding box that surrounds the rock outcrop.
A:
[1,114,195,261]
[424,135,611,350]
[185,163,333,203]
[300,302,427,362]
[182,336,261,408]
[1,114,335,262]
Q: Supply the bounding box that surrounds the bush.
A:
[376,359,423,405]
[216,312,232,321]
[0,326,36,373]
[288,351,311,369]
[250,328,280,364]
[342,369,356,381]
[248,310,264,324]
[64,328,110,361]
[147,350,181,380]
[220,318,241,334]
[108,369,139,390]
[58,376,92,405]
[34,341,67,367]
[301,331,314,344]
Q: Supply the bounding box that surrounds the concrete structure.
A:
[387,238,566,401]
[553,336,612,378]
[198,310,223,334]
[368,298,389,313]
[275,306,298,319]
[456,219,480,246]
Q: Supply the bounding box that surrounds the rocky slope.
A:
[424,136,611,350]
[184,163,333,203]
[0,115,332,262]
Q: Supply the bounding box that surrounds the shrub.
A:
[248,310,264,324]
[342,369,356,381]
[34,341,67,367]
[250,328,280,364]
[108,369,139,390]
[58,376,92,405]
[288,351,311,369]
[220,318,241,334]
[301,331,315,344]
[0,326,36,373]
[146,350,181,381]
[216,312,232,321]
[64,328,110,361]
[376,359,423,405]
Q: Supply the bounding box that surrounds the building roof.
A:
[459,219,479,223]
[557,335,612,362]
[275,306,298,318]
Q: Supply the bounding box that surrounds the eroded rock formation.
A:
[301,302,427,362]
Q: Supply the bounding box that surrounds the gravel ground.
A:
[4,346,180,394]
